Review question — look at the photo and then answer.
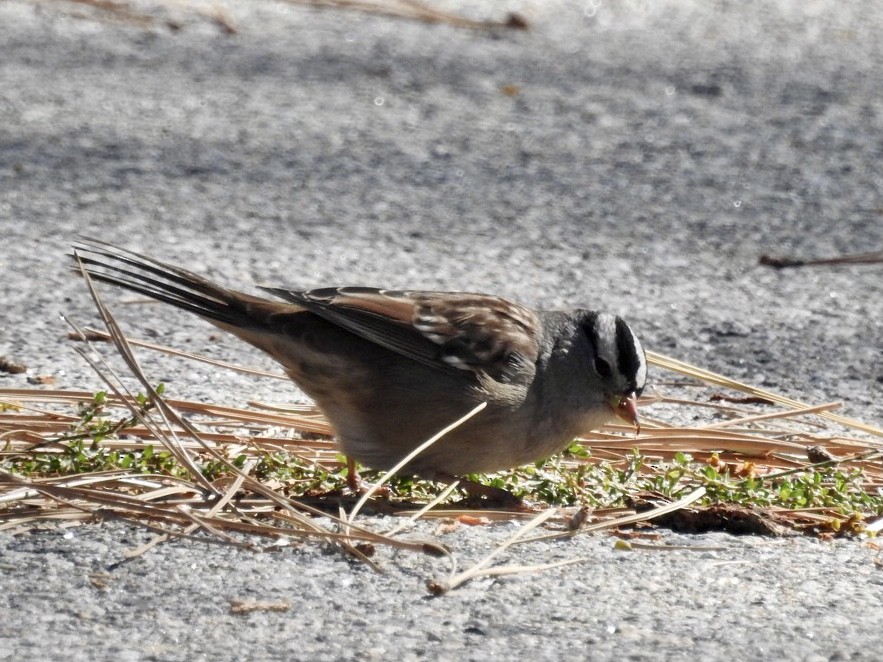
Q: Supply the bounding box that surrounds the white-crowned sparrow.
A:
[73,241,647,490]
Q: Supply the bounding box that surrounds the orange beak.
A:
[612,392,640,436]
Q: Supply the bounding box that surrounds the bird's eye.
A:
[593,357,613,379]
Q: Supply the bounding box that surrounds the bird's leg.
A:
[345,457,391,497]
[346,456,361,493]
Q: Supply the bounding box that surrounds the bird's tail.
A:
[71,238,288,330]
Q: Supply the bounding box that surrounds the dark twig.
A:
[759,250,883,269]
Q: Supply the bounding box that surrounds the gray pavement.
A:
[1,1,882,659]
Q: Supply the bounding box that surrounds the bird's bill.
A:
[611,393,641,435]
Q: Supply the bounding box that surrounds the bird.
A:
[72,240,647,500]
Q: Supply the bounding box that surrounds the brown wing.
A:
[261,286,542,382]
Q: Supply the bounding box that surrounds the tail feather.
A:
[72,239,266,329]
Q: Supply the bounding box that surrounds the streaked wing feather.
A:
[261,287,541,381]
[260,286,445,371]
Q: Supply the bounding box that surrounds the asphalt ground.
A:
[1,1,882,659]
